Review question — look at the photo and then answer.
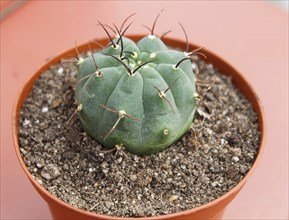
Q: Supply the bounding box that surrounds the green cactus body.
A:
[75,35,196,155]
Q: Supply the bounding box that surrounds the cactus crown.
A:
[75,13,197,155]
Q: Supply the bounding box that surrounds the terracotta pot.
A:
[13,35,265,220]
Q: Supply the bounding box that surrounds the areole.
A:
[13,35,266,220]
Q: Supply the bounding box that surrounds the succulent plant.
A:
[74,16,197,155]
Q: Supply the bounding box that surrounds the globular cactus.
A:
[75,19,197,155]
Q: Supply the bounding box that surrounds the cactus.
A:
[74,17,197,155]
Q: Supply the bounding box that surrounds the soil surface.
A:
[19,54,260,217]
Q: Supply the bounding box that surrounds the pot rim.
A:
[12,34,266,220]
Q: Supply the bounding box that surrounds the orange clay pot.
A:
[13,35,265,220]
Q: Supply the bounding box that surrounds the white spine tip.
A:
[172,65,178,69]
[150,52,156,58]
[159,91,166,98]
[77,57,84,65]
[184,52,190,57]
[163,129,169,135]
[112,44,119,50]
[118,110,126,117]
[131,52,138,59]
[77,104,83,112]
[148,34,155,39]
[115,143,124,149]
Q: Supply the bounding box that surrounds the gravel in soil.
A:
[19,54,260,217]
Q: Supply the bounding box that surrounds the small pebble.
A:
[211,181,218,187]
[161,163,170,170]
[230,148,242,156]
[220,139,226,145]
[245,153,255,162]
[169,195,178,203]
[23,119,30,126]
[36,178,43,185]
[116,157,123,163]
[62,151,75,160]
[79,160,87,169]
[63,164,69,171]
[41,106,49,112]
[36,163,43,168]
[167,178,173,183]
[180,164,186,170]
[206,128,213,135]
[232,156,240,162]
[197,108,211,119]
[57,67,64,74]
[137,194,142,200]
[239,165,248,174]
[20,148,27,155]
[41,164,61,181]
[51,98,62,108]
[129,175,137,181]
[43,129,56,142]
